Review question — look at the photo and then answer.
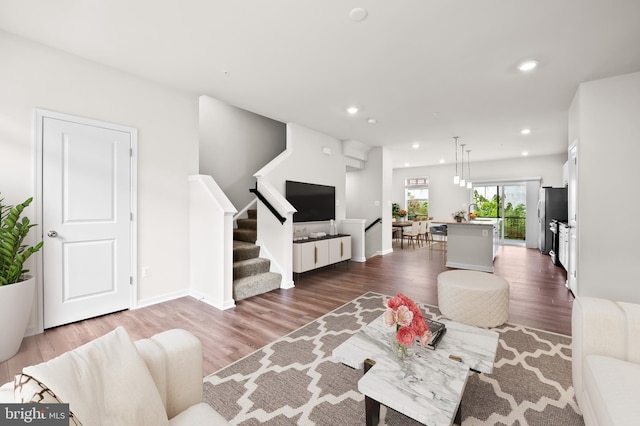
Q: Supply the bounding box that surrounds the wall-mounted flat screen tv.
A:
[285,180,335,223]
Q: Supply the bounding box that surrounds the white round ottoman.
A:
[437,270,510,327]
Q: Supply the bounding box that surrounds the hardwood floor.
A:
[0,242,574,385]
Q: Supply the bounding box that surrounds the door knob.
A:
[47,230,58,238]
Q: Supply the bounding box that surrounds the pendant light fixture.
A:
[453,137,460,184]
[459,143,466,187]
[466,149,473,189]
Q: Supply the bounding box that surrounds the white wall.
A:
[0,32,199,312]
[199,96,286,210]
[381,148,393,254]
[392,154,566,222]
[346,147,393,257]
[255,123,349,283]
[189,175,236,310]
[261,123,348,235]
[571,71,640,303]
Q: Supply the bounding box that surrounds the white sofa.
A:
[572,296,640,426]
[0,327,229,425]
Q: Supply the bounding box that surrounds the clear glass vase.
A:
[390,334,415,360]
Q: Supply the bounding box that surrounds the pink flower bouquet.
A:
[384,293,432,354]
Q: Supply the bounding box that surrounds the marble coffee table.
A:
[332,314,499,426]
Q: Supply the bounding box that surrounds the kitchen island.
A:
[444,219,501,272]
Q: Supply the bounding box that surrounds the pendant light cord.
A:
[460,143,465,180]
[454,137,459,175]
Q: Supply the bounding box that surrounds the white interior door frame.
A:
[568,141,578,294]
[33,109,138,334]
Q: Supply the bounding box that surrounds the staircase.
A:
[233,209,282,300]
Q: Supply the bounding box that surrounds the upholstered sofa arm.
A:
[0,382,13,403]
[572,297,628,408]
[135,329,204,420]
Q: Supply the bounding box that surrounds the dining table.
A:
[392,221,413,249]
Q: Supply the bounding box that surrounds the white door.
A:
[42,116,133,328]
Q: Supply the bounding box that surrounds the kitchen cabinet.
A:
[446,220,501,273]
[293,235,351,273]
[559,223,569,270]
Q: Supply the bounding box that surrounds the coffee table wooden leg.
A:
[364,359,380,426]
[365,395,381,426]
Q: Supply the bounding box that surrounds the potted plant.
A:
[0,195,44,362]
[392,203,400,218]
[452,210,466,222]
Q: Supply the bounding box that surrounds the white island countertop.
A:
[444,219,501,272]
[433,218,500,226]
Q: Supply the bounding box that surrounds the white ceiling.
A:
[1,0,639,168]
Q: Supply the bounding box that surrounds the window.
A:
[473,184,526,243]
[405,177,429,220]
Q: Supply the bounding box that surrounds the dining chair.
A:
[419,220,431,246]
[392,226,402,243]
[430,224,447,251]
[403,221,421,249]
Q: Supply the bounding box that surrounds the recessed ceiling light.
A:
[367,118,377,125]
[412,143,420,149]
[521,128,531,135]
[439,159,445,164]
[347,106,359,114]
[522,151,529,156]
[518,60,538,72]
[404,162,410,167]
[349,8,368,22]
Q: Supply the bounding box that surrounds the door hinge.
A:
[130,212,134,221]
[130,276,133,285]
[130,148,133,157]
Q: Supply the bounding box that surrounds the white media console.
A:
[293,234,351,273]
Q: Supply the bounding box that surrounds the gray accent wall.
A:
[199,96,286,210]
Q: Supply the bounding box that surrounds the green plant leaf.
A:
[0,195,43,285]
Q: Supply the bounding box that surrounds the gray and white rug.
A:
[203,292,583,425]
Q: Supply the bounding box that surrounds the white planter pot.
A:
[0,276,35,362]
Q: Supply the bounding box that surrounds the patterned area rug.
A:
[203,292,584,426]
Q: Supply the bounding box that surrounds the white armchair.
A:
[572,296,640,426]
[1,328,229,425]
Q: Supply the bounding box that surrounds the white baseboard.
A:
[445,261,494,273]
[137,289,236,311]
[377,248,394,256]
[350,256,367,262]
[280,278,295,289]
[135,289,190,309]
[190,290,236,310]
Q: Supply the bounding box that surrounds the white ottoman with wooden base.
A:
[437,270,510,328]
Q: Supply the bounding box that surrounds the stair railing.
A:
[250,184,286,224]
[365,217,382,232]
[233,198,258,224]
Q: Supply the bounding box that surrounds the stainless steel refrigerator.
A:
[538,187,568,254]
